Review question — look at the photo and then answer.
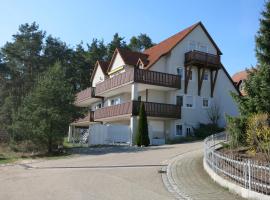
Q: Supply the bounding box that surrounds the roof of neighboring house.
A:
[107,48,149,72]
[232,70,248,83]
[143,21,222,69]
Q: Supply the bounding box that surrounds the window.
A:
[138,96,141,101]
[176,96,183,106]
[177,67,184,80]
[185,96,194,108]
[186,127,192,136]
[95,103,102,110]
[110,98,120,106]
[202,98,209,108]
[189,41,197,51]
[176,124,183,136]
[203,71,209,80]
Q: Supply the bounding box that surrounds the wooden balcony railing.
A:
[185,50,220,68]
[75,87,97,104]
[94,101,133,120]
[132,101,181,119]
[95,68,181,95]
[94,101,181,120]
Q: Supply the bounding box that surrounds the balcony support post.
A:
[210,69,219,97]
[197,67,205,96]
[131,83,138,100]
[184,66,192,94]
[130,116,137,146]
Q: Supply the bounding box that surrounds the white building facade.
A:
[69,22,239,145]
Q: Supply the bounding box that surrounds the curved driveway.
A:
[0,142,242,200]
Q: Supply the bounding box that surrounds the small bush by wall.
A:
[193,123,224,139]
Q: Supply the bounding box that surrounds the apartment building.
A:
[69,22,239,145]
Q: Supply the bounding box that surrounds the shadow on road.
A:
[35,164,167,170]
[67,145,174,156]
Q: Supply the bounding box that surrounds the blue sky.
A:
[1,0,265,75]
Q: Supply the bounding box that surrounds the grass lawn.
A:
[0,143,73,165]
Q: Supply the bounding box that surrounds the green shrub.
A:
[193,123,224,139]
[226,115,247,148]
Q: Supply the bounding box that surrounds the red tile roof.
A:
[118,48,148,66]
[107,48,149,72]
[232,70,248,83]
[107,22,222,71]
[98,61,110,74]
[143,22,222,69]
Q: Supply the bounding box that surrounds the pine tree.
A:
[135,103,150,146]
[107,33,127,60]
[233,1,270,115]
[12,62,79,153]
[129,34,155,52]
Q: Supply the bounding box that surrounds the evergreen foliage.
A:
[11,62,79,153]
[232,1,270,115]
[135,103,150,146]
[0,21,154,150]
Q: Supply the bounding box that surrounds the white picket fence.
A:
[204,132,270,195]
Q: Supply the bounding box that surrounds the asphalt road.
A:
[0,142,242,200]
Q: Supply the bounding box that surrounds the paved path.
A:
[170,149,244,200]
[0,142,243,200]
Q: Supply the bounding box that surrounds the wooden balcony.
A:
[94,101,181,120]
[75,87,100,105]
[95,68,181,95]
[185,50,220,69]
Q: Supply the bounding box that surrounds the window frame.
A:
[202,97,210,108]
[184,95,195,109]
[176,67,184,80]
[186,127,192,136]
[110,97,120,106]
[175,123,183,136]
[176,95,183,107]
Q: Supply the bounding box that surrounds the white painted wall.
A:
[148,25,239,138]
[86,25,239,141]
[148,120,165,144]
[110,53,125,73]
[92,65,105,87]
[88,124,130,145]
